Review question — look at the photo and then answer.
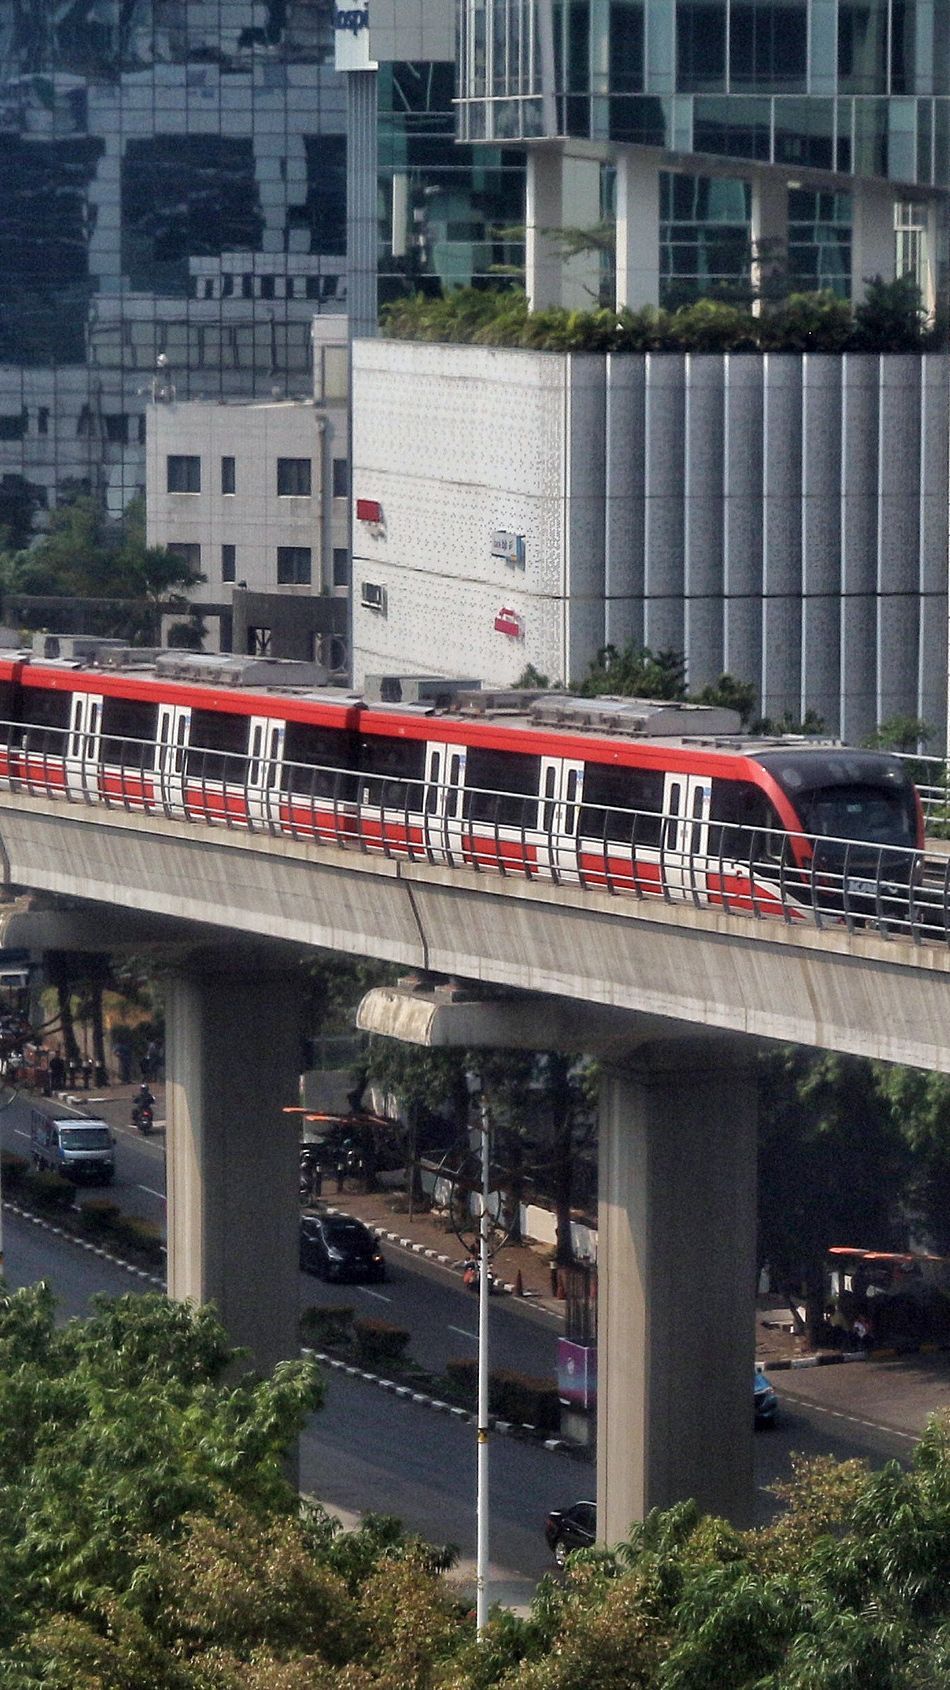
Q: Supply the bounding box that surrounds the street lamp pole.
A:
[475,1095,491,1633]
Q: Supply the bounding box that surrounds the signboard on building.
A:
[334,3,377,70]
[491,530,526,566]
[493,606,523,638]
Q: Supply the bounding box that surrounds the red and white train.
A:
[0,641,924,922]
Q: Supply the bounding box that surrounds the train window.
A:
[282,721,357,800]
[580,763,664,846]
[465,747,541,828]
[100,696,157,764]
[711,779,783,857]
[20,686,70,754]
[426,750,441,816]
[665,783,682,850]
[359,734,426,809]
[187,707,246,783]
[0,681,15,727]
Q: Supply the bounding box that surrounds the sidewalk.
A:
[316,1180,567,1320]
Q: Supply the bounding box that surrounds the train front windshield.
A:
[795,784,917,846]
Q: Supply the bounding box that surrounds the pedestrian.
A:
[335,1154,346,1195]
[140,1050,152,1083]
[49,1048,66,1092]
[114,1041,132,1085]
[145,1039,161,1081]
[82,1057,93,1090]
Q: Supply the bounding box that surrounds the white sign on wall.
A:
[334,3,377,70]
[491,529,526,566]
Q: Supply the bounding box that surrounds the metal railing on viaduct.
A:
[1,742,950,1075]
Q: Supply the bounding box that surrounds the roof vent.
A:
[154,652,328,688]
[528,695,743,737]
[364,675,482,707]
[31,634,128,664]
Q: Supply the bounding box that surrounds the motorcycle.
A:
[131,1098,154,1135]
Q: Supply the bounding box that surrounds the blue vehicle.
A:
[754,1366,778,1426]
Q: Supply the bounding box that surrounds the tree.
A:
[1,491,204,642]
[574,643,686,699]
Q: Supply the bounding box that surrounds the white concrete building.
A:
[351,339,950,748]
[146,320,350,660]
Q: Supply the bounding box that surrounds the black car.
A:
[544,1499,596,1567]
[299,1214,386,1282]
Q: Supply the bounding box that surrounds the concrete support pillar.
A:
[750,171,789,312]
[597,1039,757,1541]
[165,956,303,1376]
[850,179,896,301]
[614,147,661,309]
[526,145,603,310]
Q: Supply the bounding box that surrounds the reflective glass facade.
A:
[458,0,950,184]
[0,1,346,515]
[377,62,525,305]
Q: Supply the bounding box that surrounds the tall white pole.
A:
[475,1099,491,1632]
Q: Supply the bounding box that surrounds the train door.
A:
[662,771,712,898]
[155,702,191,815]
[64,692,103,799]
[423,741,467,862]
[247,714,285,826]
[536,756,585,880]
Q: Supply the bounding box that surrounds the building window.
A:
[104,413,128,444]
[332,547,350,589]
[221,544,236,582]
[260,274,275,299]
[221,455,235,494]
[332,457,348,498]
[167,454,201,493]
[248,626,272,655]
[168,542,201,572]
[277,546,312,584]
[276,456,312,496]
[37,407,49,435]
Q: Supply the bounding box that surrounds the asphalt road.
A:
[0,1086,560,1379]
[3,1204,950,1604]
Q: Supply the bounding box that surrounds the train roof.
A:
[0,645,912,771]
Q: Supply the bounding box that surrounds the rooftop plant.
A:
[381,274,941,355]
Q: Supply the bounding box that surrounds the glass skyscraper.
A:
[0,2,522,521]
[0,2,350,517]
[458,0,948,306]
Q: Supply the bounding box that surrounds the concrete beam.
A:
[4,790,950,1074]
[355,979,723,1058]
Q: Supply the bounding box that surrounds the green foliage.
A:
[353,1316,411,1369]
[380,285,938,356]
[574,644,686,700]
[2,1283,950,1685]
[865,715,933,754]
[0,490,205,641]
[299,1303,355,1349]
[19,1167,75,1212]
[442,1359,561,1430]
[106,1212,165,1264]
[0,1150,28,1191]
[76,1196,122,1236]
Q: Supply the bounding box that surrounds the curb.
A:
[302,1345,581,1455]
[320,1204,555,1307]
[767,1336,950,1369]
[2,1199,165,1288]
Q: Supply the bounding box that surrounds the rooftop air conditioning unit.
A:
[32,634,128,663]
[364,675,482,707]
[154,652,328,688]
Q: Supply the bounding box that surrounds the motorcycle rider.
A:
[131,1080,155,1129]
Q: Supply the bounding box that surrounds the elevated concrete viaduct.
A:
[1,789,949,1539]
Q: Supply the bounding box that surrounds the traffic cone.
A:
[514,1269,524,1297]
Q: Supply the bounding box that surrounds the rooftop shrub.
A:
[380,278,941,356]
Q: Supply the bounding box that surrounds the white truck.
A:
[30,1099,116,1184]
